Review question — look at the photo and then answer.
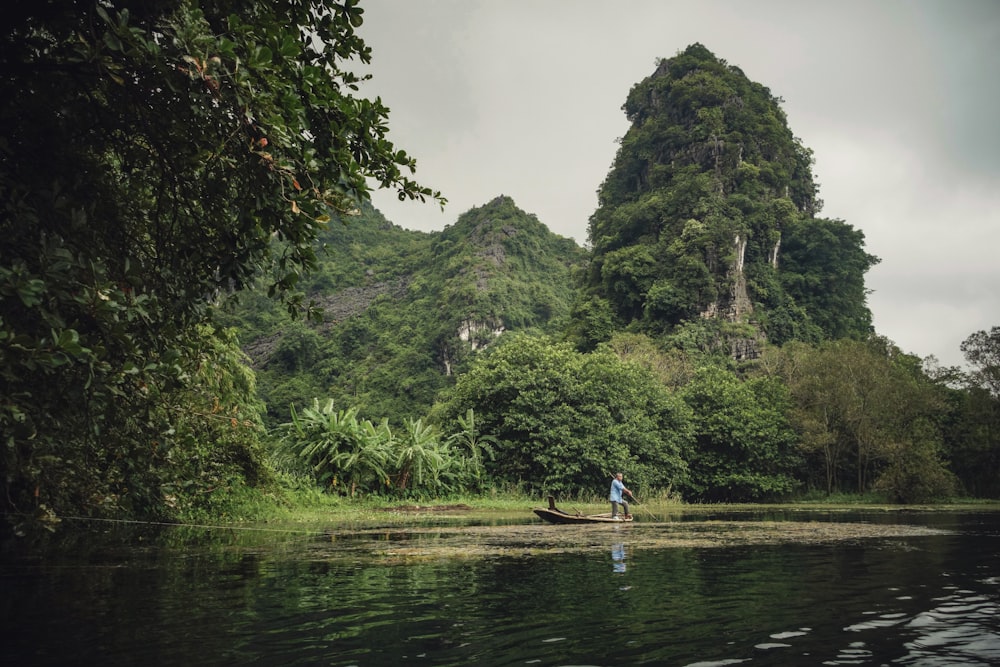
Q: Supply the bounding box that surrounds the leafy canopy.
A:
[0,0,441,521]
[678,365,800,502]
[431,333,692,496]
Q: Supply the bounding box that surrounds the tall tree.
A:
[0,0,441,522]
[961,326,1000,397]
[943,326,1000,496]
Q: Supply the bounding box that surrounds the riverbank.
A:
[8,483,1000,539]
[184,484,1000,531]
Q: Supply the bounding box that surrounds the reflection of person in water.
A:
[612,543,626,573]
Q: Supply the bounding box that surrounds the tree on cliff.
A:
[578,43,878,349]
[0,0,441,523]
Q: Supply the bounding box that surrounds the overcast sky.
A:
[353,0,999,368]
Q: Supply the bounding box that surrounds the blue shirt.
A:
[610,478,625,502]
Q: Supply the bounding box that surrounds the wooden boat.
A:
[533,496,633,524]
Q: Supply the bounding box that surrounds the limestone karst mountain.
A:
[579,43,878,355]
[227,196,585,422]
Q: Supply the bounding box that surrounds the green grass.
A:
[179,474,1000,528]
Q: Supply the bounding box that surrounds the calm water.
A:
[3,510,999,666]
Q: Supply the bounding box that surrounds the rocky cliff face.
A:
[700,232,752,323]
[434,195,584,366]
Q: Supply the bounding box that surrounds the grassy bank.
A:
[184,477,1000,529]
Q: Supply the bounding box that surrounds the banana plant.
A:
[393,418,446,492]
[446,408,496,490]
[280,400,391,496]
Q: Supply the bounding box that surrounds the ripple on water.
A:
[824,640,873,665]
[845,613,910,632]
[771,629,810,639]
[901,591,1000,665]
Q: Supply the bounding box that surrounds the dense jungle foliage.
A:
[0,0,442,528]
[3,5,999,534]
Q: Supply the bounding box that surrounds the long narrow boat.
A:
[533,496,633,524]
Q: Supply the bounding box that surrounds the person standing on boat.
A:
[609,472,634,520]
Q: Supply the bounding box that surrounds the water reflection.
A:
[612,542,626,573]
[2,511,999,666]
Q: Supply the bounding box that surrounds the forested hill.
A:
[224,196,586,423]
[578,43,879,353]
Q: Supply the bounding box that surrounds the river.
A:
[3,508,999,666]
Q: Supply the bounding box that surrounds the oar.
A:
[629,494,657,521]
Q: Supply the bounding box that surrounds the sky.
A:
[353,0,1000,368]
